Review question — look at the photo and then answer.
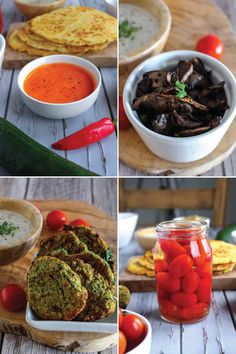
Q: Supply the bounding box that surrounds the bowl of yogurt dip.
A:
[0,198,43,266]
[119,0,171,71]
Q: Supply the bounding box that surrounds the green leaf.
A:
[175,80,186,91]
[177,91,187,98]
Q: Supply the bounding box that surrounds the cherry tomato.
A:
[70,219,90,227]
[160,240,187,261]
[119,330,127,354]
[196,34,224,59]
[155,259,168,273]
[119,96,131,130]
[156,272,181,293]
[0,6,3,34]
[119,308,123,329]
[171,292,198,308]
[191,240,207,266]
[46,210,68,230]
[0,284,27,312]
[176,302,208,320]
[121,314,145,341]
[159,299,177,318]
[158,288,170,300]
[197,278,211,304]
[196,261,212,278]
[182,270,200,293]
[169,254,193,278]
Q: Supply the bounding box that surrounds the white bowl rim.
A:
[119,0,171,65]
[122,309,152,353]
[0,34,6,52]
[18,55,101,107]
[119,212,139,219]
[123,49,236,143]
[14,0,64,7]
[0,197,43,250]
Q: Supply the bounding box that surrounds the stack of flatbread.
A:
[127,241,236,277]
[209,240,236,275]
[8,6,117,56]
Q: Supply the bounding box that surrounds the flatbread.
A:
[30,6,117,46]
[213,263,235,275]
[127,257,155,277]
[209,240,236,265]
[138,256,154,270]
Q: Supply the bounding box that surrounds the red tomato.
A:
[197,278,212,304]
[169,254,193,278]
[121,314,145,341]
[158,288,170,300]
[182,270,200,293]
[176,302,208,320]
[191,240,207,266]
[156,272,181,293]
[119,96,131,130]
[0,284,27,312]
[0,7,3,34]
[160,240,187,261]
[46,210,68,230]
[196,34,224,59]
[119,308,123,329]
[159,299,177,318]
[171,292,197,308]
[196,262,212,278]
[155,259,168,273]
[119,330,127,354]
[70,219,90,227]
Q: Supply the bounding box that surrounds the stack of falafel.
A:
[27,226,116,321]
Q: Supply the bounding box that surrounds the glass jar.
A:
[153,220,212,324]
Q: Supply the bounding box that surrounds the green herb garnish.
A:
[175,80,188,98]
[0,222,19,237]
[119,20,141,39]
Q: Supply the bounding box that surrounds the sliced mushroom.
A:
[175,126,211,137]
[177,61,194,83]
[152,114,171,135]
[172,111,203,128]
[180,97,209,112]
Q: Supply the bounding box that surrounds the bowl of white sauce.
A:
[0,198,43,266]
[119,0,171,68]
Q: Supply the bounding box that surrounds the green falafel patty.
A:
[27,256,88,320]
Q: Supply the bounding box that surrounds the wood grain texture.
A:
[0,178,117,354]
[0,0,117,177]
[119,0,236,177]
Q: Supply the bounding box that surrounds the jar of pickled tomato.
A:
[153,220,212,324]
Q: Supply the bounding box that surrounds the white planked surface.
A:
[0,177,117,354]
[0,0,117,176]
[119,0,236,176]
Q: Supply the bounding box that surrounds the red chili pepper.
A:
[0,6,3,34]
[52,117,115,150]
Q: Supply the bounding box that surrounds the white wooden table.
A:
[0,0,117,177]
[120,230,236,354]
[0,177,117,354]
[119,0,236,176]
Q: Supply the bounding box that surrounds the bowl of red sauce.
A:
[18,55,101,119]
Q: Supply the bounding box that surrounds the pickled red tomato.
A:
[182,270,200,293]
[160,240,187,261]
[176,302,208,320]
[196,262,212,278]
[158,288,170,300]
[155,259,168,272]
[159,299,177,317]
[169,254,193,278]
[190,240,207,266]
[171,292,198,308]
[197,278,211,304]
[156,272,181,293]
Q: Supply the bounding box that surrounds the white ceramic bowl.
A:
[18,55,101,119]
[119,212,139,248]
[0,34,6,71]
[122,310,152,354]
[135,226,156,251]
[123,50,236,163]
[104,0,117,17]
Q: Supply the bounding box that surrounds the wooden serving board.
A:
[120,257,236,292]
[0,199,117,353]
[3,23,117,69]
[119,0,236,175]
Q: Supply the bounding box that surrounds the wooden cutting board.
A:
[0,199,117,353]
[3,23,117,69]
[120,257,236,292]
[119,0,236,175]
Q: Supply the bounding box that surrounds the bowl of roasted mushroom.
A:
[123,50,236,163]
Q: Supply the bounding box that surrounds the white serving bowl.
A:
[119,212,139,248]
[104,0,117,17]
[135,226,156,251]
[123,50,236,163]
[122,310,152,354]
[0,34,6,71]
[18,55,101,119]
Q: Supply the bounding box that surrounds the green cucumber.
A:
[0,118,98,176]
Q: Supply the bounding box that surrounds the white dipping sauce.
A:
[0,210,33,246]
[119,4,160,57]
